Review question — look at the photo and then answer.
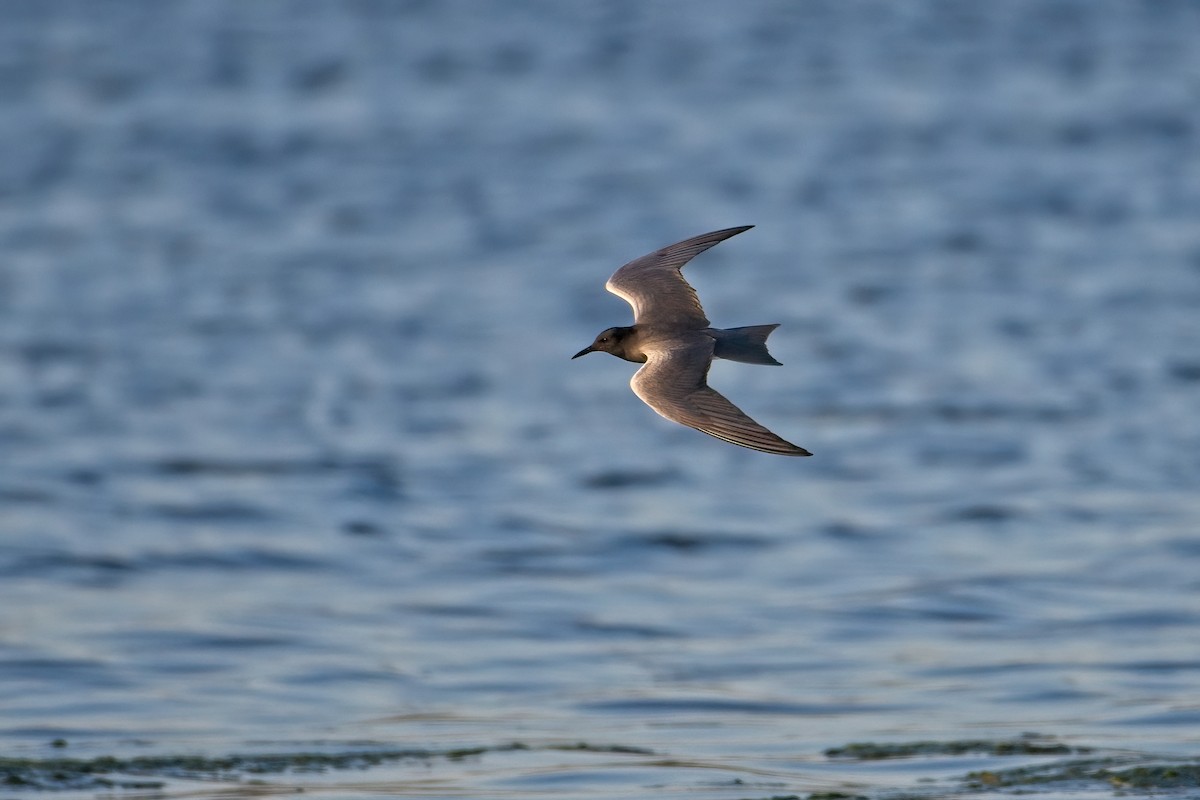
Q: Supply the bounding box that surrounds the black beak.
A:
[571,345,594,359]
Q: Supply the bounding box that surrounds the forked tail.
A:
[712,324,782,366]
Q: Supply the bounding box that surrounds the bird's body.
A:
[573,226,811,457]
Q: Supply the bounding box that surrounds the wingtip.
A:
[708,224,754,238]
[770,441,812,456]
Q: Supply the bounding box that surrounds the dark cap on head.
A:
[572,327,636,360]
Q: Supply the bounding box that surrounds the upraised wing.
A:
[629,337,811,456]
[606,226,753,328]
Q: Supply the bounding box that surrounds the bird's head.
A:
[572,326,636,361]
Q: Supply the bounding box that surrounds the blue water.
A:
[2,1,1200,797]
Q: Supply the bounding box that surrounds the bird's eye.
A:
[599,337,609,343]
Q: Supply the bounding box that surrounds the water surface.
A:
[2,2,1199,797]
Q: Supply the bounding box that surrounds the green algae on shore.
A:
[7,738,1200,796]
[824,735,1085,760]
[966,758,1200,791]
[822,737,1200,796]
[0,742,548,791]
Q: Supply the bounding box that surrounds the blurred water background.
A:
[2,1,1200,797]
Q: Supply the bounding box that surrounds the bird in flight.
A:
[572,226,811,456]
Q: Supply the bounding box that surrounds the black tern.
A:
[573,226,811,456]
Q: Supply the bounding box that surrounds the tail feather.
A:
[712,324,782,366]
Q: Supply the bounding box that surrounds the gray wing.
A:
[630,338,811,456]
[606,226,753,327]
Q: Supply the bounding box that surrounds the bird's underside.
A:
[630,336,811,457]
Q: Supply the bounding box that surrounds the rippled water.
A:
[2,1,1200,798]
